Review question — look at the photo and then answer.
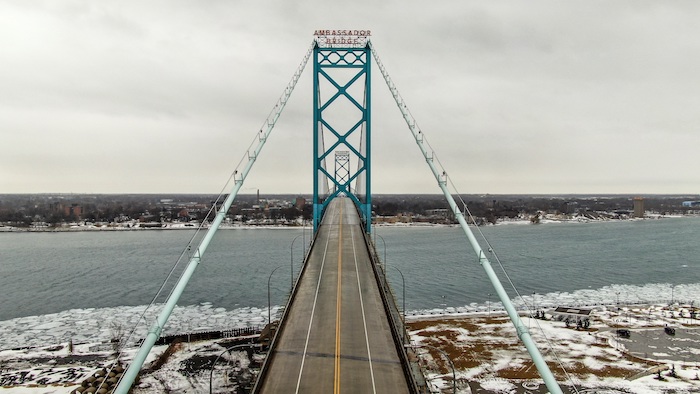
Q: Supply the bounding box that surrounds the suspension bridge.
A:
[111,32,565,394]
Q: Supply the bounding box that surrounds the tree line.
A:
[0,193,697,227]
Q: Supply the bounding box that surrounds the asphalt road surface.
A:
[256,197,411,394]
[614,326,700,363]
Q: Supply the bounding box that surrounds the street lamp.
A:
[387,265,406,342]
[209,343,256,394]
[487,294,491,317]
[671,284,675,306]
[268,265,284,325]
[302,218,307,256]
[690,300,696,325]
[290,233,305,289]
[533,292,537,312]
[375,234,387,270]
[405,343,456,394]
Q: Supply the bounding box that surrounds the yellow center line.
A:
[334,202,344,394]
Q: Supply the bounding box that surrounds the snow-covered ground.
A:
[0,303,274,393]
[3,283,700,393]
[409,303,700,393]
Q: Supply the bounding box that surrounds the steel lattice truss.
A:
[313,45,371,233]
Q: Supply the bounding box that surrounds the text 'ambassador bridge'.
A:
[110,31,567,394]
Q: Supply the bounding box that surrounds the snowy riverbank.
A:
[3,295,700,393]
[2,212,695,233]
[2,282,699,351]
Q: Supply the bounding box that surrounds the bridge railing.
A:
[251,227,320,393]
[359,228,429,394]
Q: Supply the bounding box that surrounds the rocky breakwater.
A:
[72,364,124,394]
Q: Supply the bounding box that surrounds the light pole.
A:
[533,292,537,313]
[388,265,406,342]
[690,300,696,325]
[487,293,491,317]
[405,343,456,394]
[375,234,387,270]
[671,284,675,306]
[268,265,284,325]
[290,233,304,289]
[692,301,695,325]
[209,343,255,394]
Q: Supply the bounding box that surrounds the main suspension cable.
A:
[445,174,582,394]
[369,40,568,394]
[111,40,315,394]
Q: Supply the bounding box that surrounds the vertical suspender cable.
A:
[113,41,315,394]
[369,41,564,394]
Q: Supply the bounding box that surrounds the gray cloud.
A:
[1,1,698,195]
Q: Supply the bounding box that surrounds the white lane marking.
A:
[295,203,338,393]
[350,216,377,393]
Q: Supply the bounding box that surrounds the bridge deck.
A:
[256,197,411,393]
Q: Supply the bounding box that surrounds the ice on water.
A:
[2,282,698,351]
[409,282,700,318]
[0,303,278,350]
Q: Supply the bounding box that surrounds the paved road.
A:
[256,198,411,394]
[613,327,700,363]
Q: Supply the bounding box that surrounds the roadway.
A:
[256,197,411,393]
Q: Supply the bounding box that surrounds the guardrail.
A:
[360,229,429,394]
[250,228,320,393]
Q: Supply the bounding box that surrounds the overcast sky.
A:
[2,1,698,195]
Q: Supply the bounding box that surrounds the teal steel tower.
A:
[312,41,371,233]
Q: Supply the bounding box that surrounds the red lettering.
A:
[313,29,371,36]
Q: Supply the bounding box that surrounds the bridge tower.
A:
[312,34,372,233]
[333,150,350,193]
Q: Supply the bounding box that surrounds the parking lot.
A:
[614,327,700,363]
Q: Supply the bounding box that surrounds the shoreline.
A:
[4,281,700,349]
[0,213,695,233]
[2,302,699,393]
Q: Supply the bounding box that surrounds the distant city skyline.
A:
[2,2,699,195]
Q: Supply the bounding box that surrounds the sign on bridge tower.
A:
[312,31,372,233]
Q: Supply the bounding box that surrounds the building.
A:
[63,203,82,218]
[552,306,593,328]
[633,197,644,218]
[295,197,306,210]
